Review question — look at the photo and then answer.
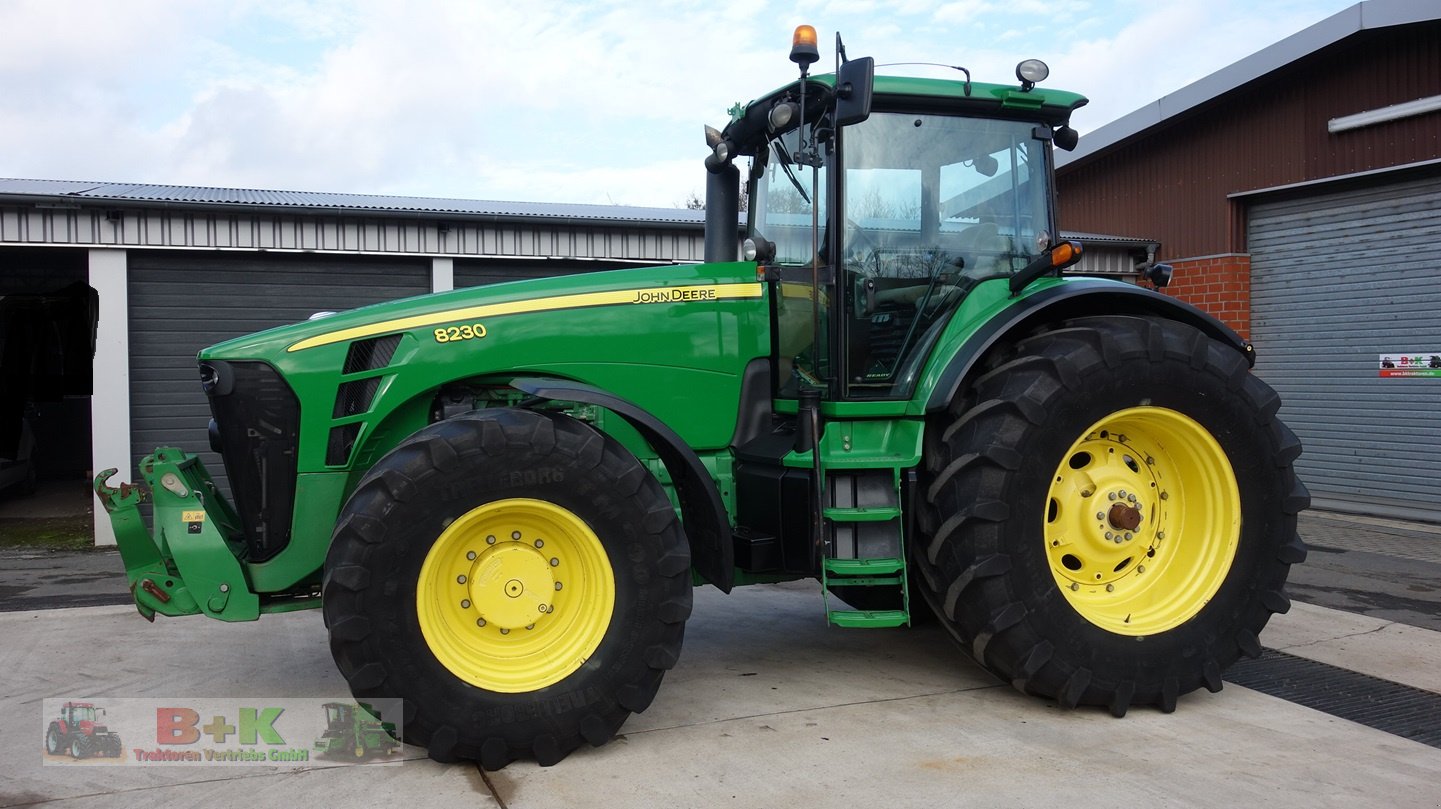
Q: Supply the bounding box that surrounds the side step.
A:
[821,470,910,628]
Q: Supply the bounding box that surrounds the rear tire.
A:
[915,316,1308,715]
[323,408,692,768]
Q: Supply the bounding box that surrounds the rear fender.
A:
[924,280,1253,413]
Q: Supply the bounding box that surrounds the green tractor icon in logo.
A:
[45,702,122,759]
[313,702,399,760]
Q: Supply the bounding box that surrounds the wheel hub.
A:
[467,544,555,630]
[1108,502,1142,532]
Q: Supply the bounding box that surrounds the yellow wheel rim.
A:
[416,498,615,692]
[1044,407,1240,636]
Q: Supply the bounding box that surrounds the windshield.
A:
[842,112,1050,282]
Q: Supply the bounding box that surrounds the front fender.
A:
[510,377,735,593]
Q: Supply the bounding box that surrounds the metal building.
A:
[1055,0,1441,520]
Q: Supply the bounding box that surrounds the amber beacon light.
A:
[790,25,819,66]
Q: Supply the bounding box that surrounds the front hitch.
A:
[94,449,259,621]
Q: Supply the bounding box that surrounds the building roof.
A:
[0,177,707,226]
[1057,0,1440,169]
[0,177,1150,248]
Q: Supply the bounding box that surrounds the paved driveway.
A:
[3,581,1439,808]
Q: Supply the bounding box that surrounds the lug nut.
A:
[554,582,563,591]
[1137,565,1146,574]
[1157,531,1165,540]
[476,618,486,627]
[1146,456,1155,465]
[1160,492,1169,501]
[1125,532,1133,541]
[1108,492,1117,501]
[550,558,560,567]
[500,628,510,635]
[1118,489,1127,498]
[1096,512,1105,520]
[1106,584,1115,592]
[1070,583,1080,591]
[1106,532,1114,541]
[467,551,477,560]
[461,599,471,609]
[486,535,496,545]
[1128,494,1137,503]
[456,575,466,584]
[512,531,522,540]
[1081,489,1094,497]
[526,624,535,630]
[534,539,544,548]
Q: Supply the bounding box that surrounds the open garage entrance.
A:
[0,248,96,546]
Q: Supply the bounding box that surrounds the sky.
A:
[0,0,1360,209]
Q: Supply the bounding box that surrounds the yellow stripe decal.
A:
[287,282,765,352]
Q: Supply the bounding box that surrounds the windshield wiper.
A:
[772,141,811,206]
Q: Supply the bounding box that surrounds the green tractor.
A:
[314,702,399,760]
[96,27,1308,769]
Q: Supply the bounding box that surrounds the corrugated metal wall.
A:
[1059,21,1441,260]
[1249,172,1441,519]
[127,252,429,495]
[0,207,706,263]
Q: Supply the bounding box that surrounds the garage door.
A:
[128,252,429,495]
[1249,172,1441,520]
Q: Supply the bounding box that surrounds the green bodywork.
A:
[100,66,1209,625]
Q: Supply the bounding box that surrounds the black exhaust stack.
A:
[704,162,739,263]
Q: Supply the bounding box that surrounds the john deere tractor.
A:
[96,27,1308,769]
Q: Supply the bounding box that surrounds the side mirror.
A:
[1143,262,1173,288]
[835,56,874,127]
[1054,125,1079,151]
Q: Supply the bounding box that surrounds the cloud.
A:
[0,0,1358,208]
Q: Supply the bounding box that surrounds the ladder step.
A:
[824,557,905,576]
[823,506,901,522]
[828,609,909,628]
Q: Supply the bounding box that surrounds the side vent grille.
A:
[333,377,382,418]
[343,334,402,374]
[327,424,362,466]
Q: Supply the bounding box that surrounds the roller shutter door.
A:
[128,252,429,495]
[1249,172,1441,520]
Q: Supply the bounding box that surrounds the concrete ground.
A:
[1,508,1439,807]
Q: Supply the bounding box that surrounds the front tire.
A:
[45,724,63,755]
[323,408,692,768]
[916,316,1308,715]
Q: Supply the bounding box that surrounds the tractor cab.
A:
[62,702,98,726]
[707,27,1086,402]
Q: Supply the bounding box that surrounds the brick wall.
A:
[1153,253,1251,338]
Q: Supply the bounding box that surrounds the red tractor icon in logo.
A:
[45,702,122,759]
